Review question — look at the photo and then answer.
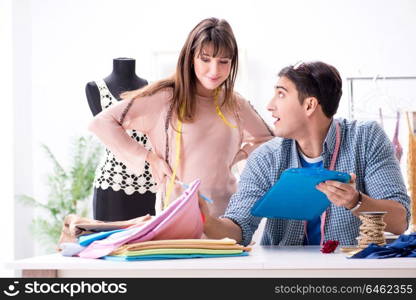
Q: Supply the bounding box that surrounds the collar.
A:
[289,118,339,168]
[322,119,338,155]
[298,149,323,164]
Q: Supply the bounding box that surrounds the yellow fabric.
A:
[113,244,249,254]
[406,112,416,231]
[111,243,250,255]
[113,248,243,257]
[110,238,251,255]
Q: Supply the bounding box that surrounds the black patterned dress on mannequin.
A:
[85,58,157,221]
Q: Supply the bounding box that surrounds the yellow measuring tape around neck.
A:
[164,107,183,209]
[214,88,237,129]
[163,89,237,209]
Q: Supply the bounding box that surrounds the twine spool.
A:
[357,212,387,249]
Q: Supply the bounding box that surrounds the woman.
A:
[89,17,274,217]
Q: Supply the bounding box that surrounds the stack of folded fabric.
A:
[58,179,251,261]
[58,214,152,246]
[77,179,203,259]
[103,238,251,261]
[57,214,152,256]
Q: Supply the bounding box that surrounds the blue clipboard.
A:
[251,168,351,220]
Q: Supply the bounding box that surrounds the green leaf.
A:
[17,135,103,253]
[16,195,48,210]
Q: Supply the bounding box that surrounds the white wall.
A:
[9,0,416,258]
[0,0,15,276]
[13,0,36,263]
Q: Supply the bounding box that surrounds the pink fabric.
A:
[78,179,203,259]
[392,111,403,162]
[88,88,274,217]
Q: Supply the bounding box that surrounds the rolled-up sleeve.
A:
[88,92,164,175]
[223,141,277,246]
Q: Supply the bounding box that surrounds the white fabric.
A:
[93,80,157,194]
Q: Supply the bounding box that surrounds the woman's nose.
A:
[208,61,219,75]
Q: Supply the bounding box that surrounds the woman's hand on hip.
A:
[146,151,173,185]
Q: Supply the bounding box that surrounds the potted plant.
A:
[16,136,103,252]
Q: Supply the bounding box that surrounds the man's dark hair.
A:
[278,61,342,118]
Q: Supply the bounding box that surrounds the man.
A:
[201,61,410,246]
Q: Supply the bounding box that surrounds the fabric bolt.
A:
[75,220,146,231]
[223,119,410,246]
[59,243,86,257]
[89,88,274,217]
[77,179,203,259]
[78,196,183,258]
[111,244,249,254]
[111,238,250,255]
[114,248,243,257]
[350,232,416,259]
[57,214,151,246]
[111,237,241,254]
[78,229,127,247]
[103,252,249,261]
[406,112,416,230]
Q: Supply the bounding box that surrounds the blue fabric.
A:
[78,229,126,247]
[223,119,411,246]
[59,243,86,257]
[304,217,321,246]
[300,155,323,245]
[350,233,416,259]
[102,252,249,261]
[298,155,323,169]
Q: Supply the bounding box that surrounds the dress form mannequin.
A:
[86,58,148,116]
[86,58,157,221]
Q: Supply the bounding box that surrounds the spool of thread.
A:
[357,211,387,249]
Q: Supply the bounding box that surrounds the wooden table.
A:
[6,246,416,278]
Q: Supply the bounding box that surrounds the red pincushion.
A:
[321,240,339,253]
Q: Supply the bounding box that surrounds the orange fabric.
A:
[57,214,152,246]
[112,238,251,255]
[111,238,251,255]
[406,112,416,231]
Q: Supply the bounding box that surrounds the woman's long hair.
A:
[121,17,239,123]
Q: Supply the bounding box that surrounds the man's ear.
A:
[304,97,319,116]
